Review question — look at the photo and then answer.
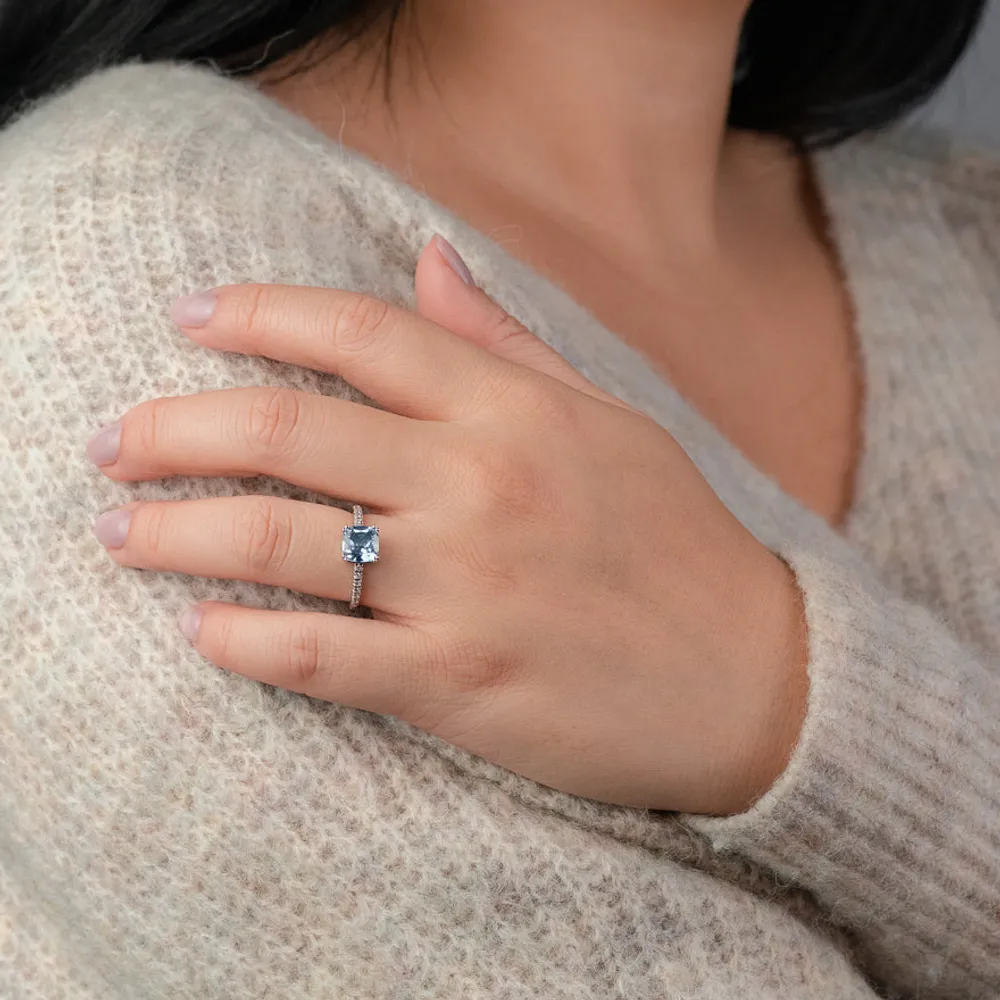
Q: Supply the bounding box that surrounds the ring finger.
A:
[94,496,413,614]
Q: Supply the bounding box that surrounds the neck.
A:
[265,0,769,256]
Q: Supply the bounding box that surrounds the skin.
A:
[87,0,863,815]
[264,0,862,526]
[90,240,809,816]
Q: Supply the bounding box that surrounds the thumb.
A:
[416,234,611,400]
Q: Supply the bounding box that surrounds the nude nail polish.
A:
[434,235,476,287]
[93,509,131,549]
[179,607,203,644]
[87,423,122,466]
[171,290,218,328]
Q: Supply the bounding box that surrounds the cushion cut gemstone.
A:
[342,525,380,564]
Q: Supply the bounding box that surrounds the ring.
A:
[342,504,380,611]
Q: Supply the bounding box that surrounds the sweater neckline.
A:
[234,72,899,550]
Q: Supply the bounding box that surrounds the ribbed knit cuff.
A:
[684,543,1000,999]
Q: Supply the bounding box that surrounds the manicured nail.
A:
[179,606,203,644]
[434,235,476,287]
[93,508,132,549]
[87,423,122,466]
[171,290,217,328]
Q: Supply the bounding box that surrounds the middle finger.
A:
[93,388,435,512]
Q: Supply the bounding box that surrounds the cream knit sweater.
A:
[1,63,998,1000]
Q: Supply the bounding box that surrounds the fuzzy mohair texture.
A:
[1,63,999,1000]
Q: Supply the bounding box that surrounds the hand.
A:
[88,235,809,816]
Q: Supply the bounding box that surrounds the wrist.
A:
[721,552,811,816]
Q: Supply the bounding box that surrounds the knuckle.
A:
[135,503,171,559]
[522,382,581,433]
[485,307,527,347]
[464,364,532,413]
[245,387,302,456]
[470,374,521,413]
[284,622,326,686]
[132,397,170,456]
[473,372,578,430]
[436,628,520,697]
[326,294,393,357]
[233,497,293,575]
[232,285,269,348]
[211,612,238,666]
[464,445,545,520]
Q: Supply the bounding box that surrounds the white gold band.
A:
[350,562,364,611]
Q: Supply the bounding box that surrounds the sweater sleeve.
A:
[683,540,1000,1000]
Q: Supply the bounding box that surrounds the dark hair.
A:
[0,0,988,146]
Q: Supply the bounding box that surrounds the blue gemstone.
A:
[342,525,380,564]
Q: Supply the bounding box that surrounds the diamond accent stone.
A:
[342,525,379,564]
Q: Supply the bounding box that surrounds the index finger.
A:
[172,284,529,421]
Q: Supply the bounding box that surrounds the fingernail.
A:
[87,423,122,466]
[93,508,132,549]
[179,606,203,644]
[171,290,217,328]
[434,235,476,287]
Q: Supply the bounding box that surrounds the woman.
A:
[1,1,997,997]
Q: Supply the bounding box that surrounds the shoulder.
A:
[872,126,1000,202]
[0,59,400,207]
[0,62,433,309]
[0,66,444,593]
[0,62,448,494]
[813,125,1000,330]
[816,125,1000,228]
